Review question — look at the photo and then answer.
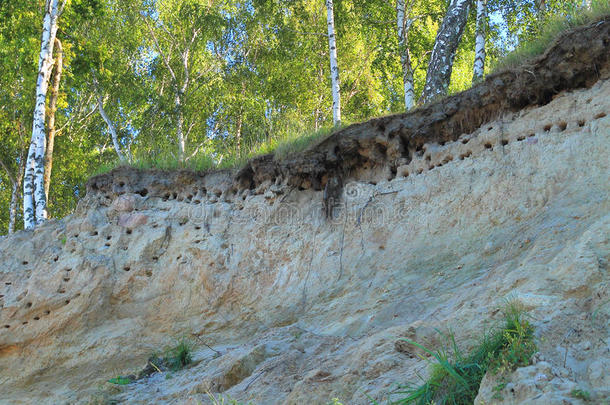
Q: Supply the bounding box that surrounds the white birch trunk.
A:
[23,0,61,229]
[326,0,341,126]
[176,93,185,162]
[93,73,127,163]
[9,180,21,234]
[421,0,471,104]
[0,155,24,234]
[8,158,25,234]
[97,93,127,163]
[472,0,487,83]
[396,0,415,110]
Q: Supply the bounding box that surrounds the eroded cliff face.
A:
[1,21,609,405]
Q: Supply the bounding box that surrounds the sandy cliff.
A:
[1,18,609,405]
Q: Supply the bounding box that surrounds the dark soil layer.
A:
[88,17,610,200]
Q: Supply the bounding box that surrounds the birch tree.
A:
[396,0,414,109]
[325,0,341,126]
[23,0,64,229]
[92,72,128,163]
[472,0,487,82]
[0,125,26,234]
[421,0,471,104]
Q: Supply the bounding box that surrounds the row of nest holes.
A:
[161,190,250,205]
[161,188,220,203]
[398,115,601,178]
[3,293,80,330]
[122,265,153,277]
[99,113,608,204]
[116,181,148,197]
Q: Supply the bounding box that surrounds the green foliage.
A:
[391,301,536,405]
[570,389,591,401]
[107,376,131,385]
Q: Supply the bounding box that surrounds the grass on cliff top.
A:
[93,123,346,177]
[493,0,610,72]
[389,301,536,405]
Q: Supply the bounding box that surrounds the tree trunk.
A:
[24,0,61,230]
[396,0,415,110]
[8,156,26,234]
[421,0,471,104]
[325,0,341,126]
[472,0,487,83]
[93,72,127,163]
[176,93,185,163]
[44,37,63,202]
[235,114,243,155]
[0,152,24,234]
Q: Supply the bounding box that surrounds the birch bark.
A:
[472,0,486,83]
[396,0,415,110]
[0,154,25,234]
[325,0,341,126]
[93,72,127,163]
[23,0,61,229]
[421,0,471,104]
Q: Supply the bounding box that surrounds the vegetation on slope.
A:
[390,301,536,405]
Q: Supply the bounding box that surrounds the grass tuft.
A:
[164,338,194,371]
[107,376,131,385]
[140,338,195,377]
[570,389,591,401]
[391,300,536,405]
[493,1,610,72]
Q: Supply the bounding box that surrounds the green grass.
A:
[107,376,131,385]
[266,124,345,160]
[141,338,195,377]
[149,338,195,372]
[570,389,591,401]
[493,1,610,72]
[165,339,194,371]
[92,123,347,177]
[391,301,536,405]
